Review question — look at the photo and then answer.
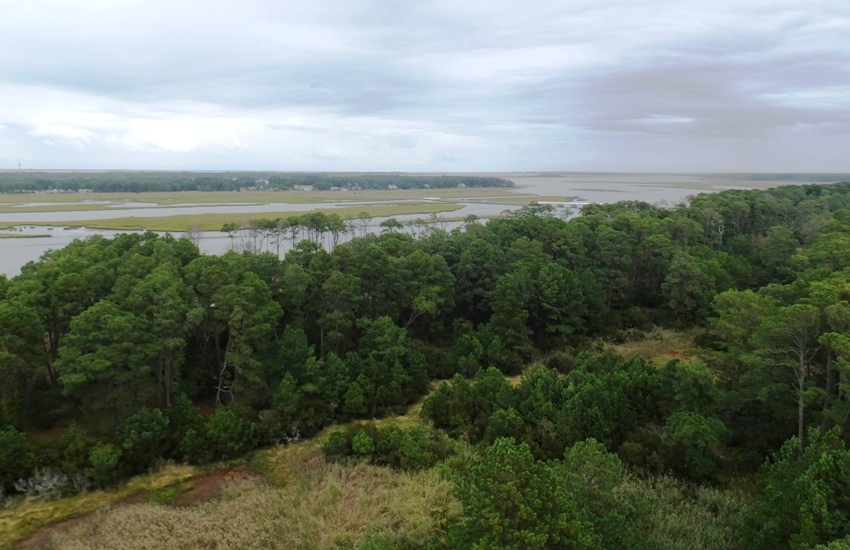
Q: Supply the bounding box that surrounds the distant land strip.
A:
[0,171,513,193]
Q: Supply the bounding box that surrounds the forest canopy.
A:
[4,180,850,548]
[0,171,512,193]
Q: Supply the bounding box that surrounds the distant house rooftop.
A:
[538,200,592,209]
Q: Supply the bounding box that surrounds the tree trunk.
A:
[797,356,807,441]
[822,351,834,430]
[164,355,173,409]
[216,358,229,406]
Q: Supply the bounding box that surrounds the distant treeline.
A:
[0,171,512,193]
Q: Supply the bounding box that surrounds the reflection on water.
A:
[1,172,843,277]
[0,202,526,277]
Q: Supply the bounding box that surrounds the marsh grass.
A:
[606,327,699,365]
[0,203,131,214]
[0,464,196,548]
[0,188,519,207]
[47,448,459,550]
[0,203,464,232]
[623,475,752,549]
[144,481,195,505]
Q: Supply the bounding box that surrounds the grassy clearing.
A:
[605,327,699,365]
[144,481,196,505]
[0,203,464,232]
[46,447,459,550]
[0,464,197,548]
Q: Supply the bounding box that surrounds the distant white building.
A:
[538,200,592,210]
[292,185,314,191]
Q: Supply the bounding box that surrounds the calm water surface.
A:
[0,173,841,277]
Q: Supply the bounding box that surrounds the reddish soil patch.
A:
[17,515,88,550]
[15,466,255,549]
[171,465,254,507]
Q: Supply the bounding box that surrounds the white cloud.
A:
[0,0,848,170]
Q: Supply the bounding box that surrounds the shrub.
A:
[0,425,33,491]
[88,442,123,487]
[323,423,456,471]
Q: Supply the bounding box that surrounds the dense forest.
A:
[0,171,512,193]
[4,181,850,547]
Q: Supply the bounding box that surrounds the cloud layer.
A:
[1,0,848,171]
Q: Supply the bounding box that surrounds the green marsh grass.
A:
[0,203,464,232]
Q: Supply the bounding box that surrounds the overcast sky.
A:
[1,0,848,172]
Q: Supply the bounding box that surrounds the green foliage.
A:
[55,422,91,474]
[743,428,850,549]
[119,407,174,474]
[0,171,513,193]
[661,412,728,480]
[88,442,123,487]
[623,474,748,549]
[352,431,376,455]
[558,439,643,548]
[0,425,33,490]
[421,369,513,443]
[323,423,456,471]
[180,406,255,464]
[204,406,256,461]
[7,178,850,524]
[447,438,592,549]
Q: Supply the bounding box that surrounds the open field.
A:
[605,327,699,365]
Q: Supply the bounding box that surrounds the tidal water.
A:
[1,172,844,277]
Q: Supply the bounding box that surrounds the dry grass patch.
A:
[0,464,196,548]
[605,327,699,365]
[46,448,459,550]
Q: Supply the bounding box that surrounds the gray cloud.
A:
[1,0,848,170]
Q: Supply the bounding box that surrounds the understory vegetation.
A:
[4,181,850,547]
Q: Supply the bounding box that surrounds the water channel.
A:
[0,172,838,277]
